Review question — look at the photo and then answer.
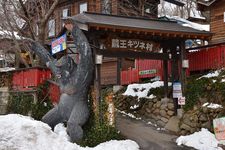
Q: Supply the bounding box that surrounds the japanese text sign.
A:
[106,38,160,52]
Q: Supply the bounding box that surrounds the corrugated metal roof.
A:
[71,12,211,37]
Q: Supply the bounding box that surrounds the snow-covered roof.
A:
[164,16,210,31]
[197,0,218,6]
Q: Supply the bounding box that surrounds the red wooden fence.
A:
[121,44,225,85]
[188,45,225,71]
[12,67,51,91]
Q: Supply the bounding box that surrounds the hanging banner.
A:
[51,34,67,55]
[173,82,182,98]
[213,117,225,140]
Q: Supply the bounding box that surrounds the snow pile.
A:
[0,114,140,150]
[176,128,223,150]
[198,70,220,79]
[123,81,170,99]
[202,102,223,109]
[54,123,71,141]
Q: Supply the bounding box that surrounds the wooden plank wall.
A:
[100,61,118,85]
[210,0,225,44]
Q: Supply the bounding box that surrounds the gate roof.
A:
[71,12,212,40]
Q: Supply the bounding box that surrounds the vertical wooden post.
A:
[163,47,168,98]
[180,40,186,95]
[117,58,122,85]
[92,39,102,124]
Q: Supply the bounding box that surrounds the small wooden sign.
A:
[104,37,160,52]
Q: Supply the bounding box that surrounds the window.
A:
[79,2,87,13]
[36,24,39,35]
[48,19,55,37]
[62,8,71,18]
[224,12,225,22]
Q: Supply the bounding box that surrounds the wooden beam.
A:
[163,48,168,98]
[96,49,169,60]
[180,40,186,96]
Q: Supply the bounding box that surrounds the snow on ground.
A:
[117,109,141,120]
[176,128,223,150]
[0,114,140,150]
[123,81,171,99]
[202,102,223,109]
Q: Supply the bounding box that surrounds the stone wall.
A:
[140,98,175,127]
[114,94,176,128]
[179,105,224,135]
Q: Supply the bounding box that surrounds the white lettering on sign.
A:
[178,97,186,105]
[112,39,120,48]
[111,39,154,52]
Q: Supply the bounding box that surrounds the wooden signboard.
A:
[103,37,161,52]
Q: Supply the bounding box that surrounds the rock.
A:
[201,121,212,130]
[180,123,193,132]
[156,101,161,108]
[167,103,174,110]
[160,110,167,117]
[157,120,166,127]
[153,109,160,115]
[160,104,167,110]
[180,129,188,135]
[165,116,180,133]
[167,110,174,116]
[199,114,208,122]
[183,115,198,128]
[151,115,160,121]
[146,108,152,113]
[190,114,198,122]
[148,102,154,108]
[202,107,208,113]
[161,97,170,104]
[161,117,169,123]
[153,99,157,103]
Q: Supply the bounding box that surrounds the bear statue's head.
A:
[55,56,77,80]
